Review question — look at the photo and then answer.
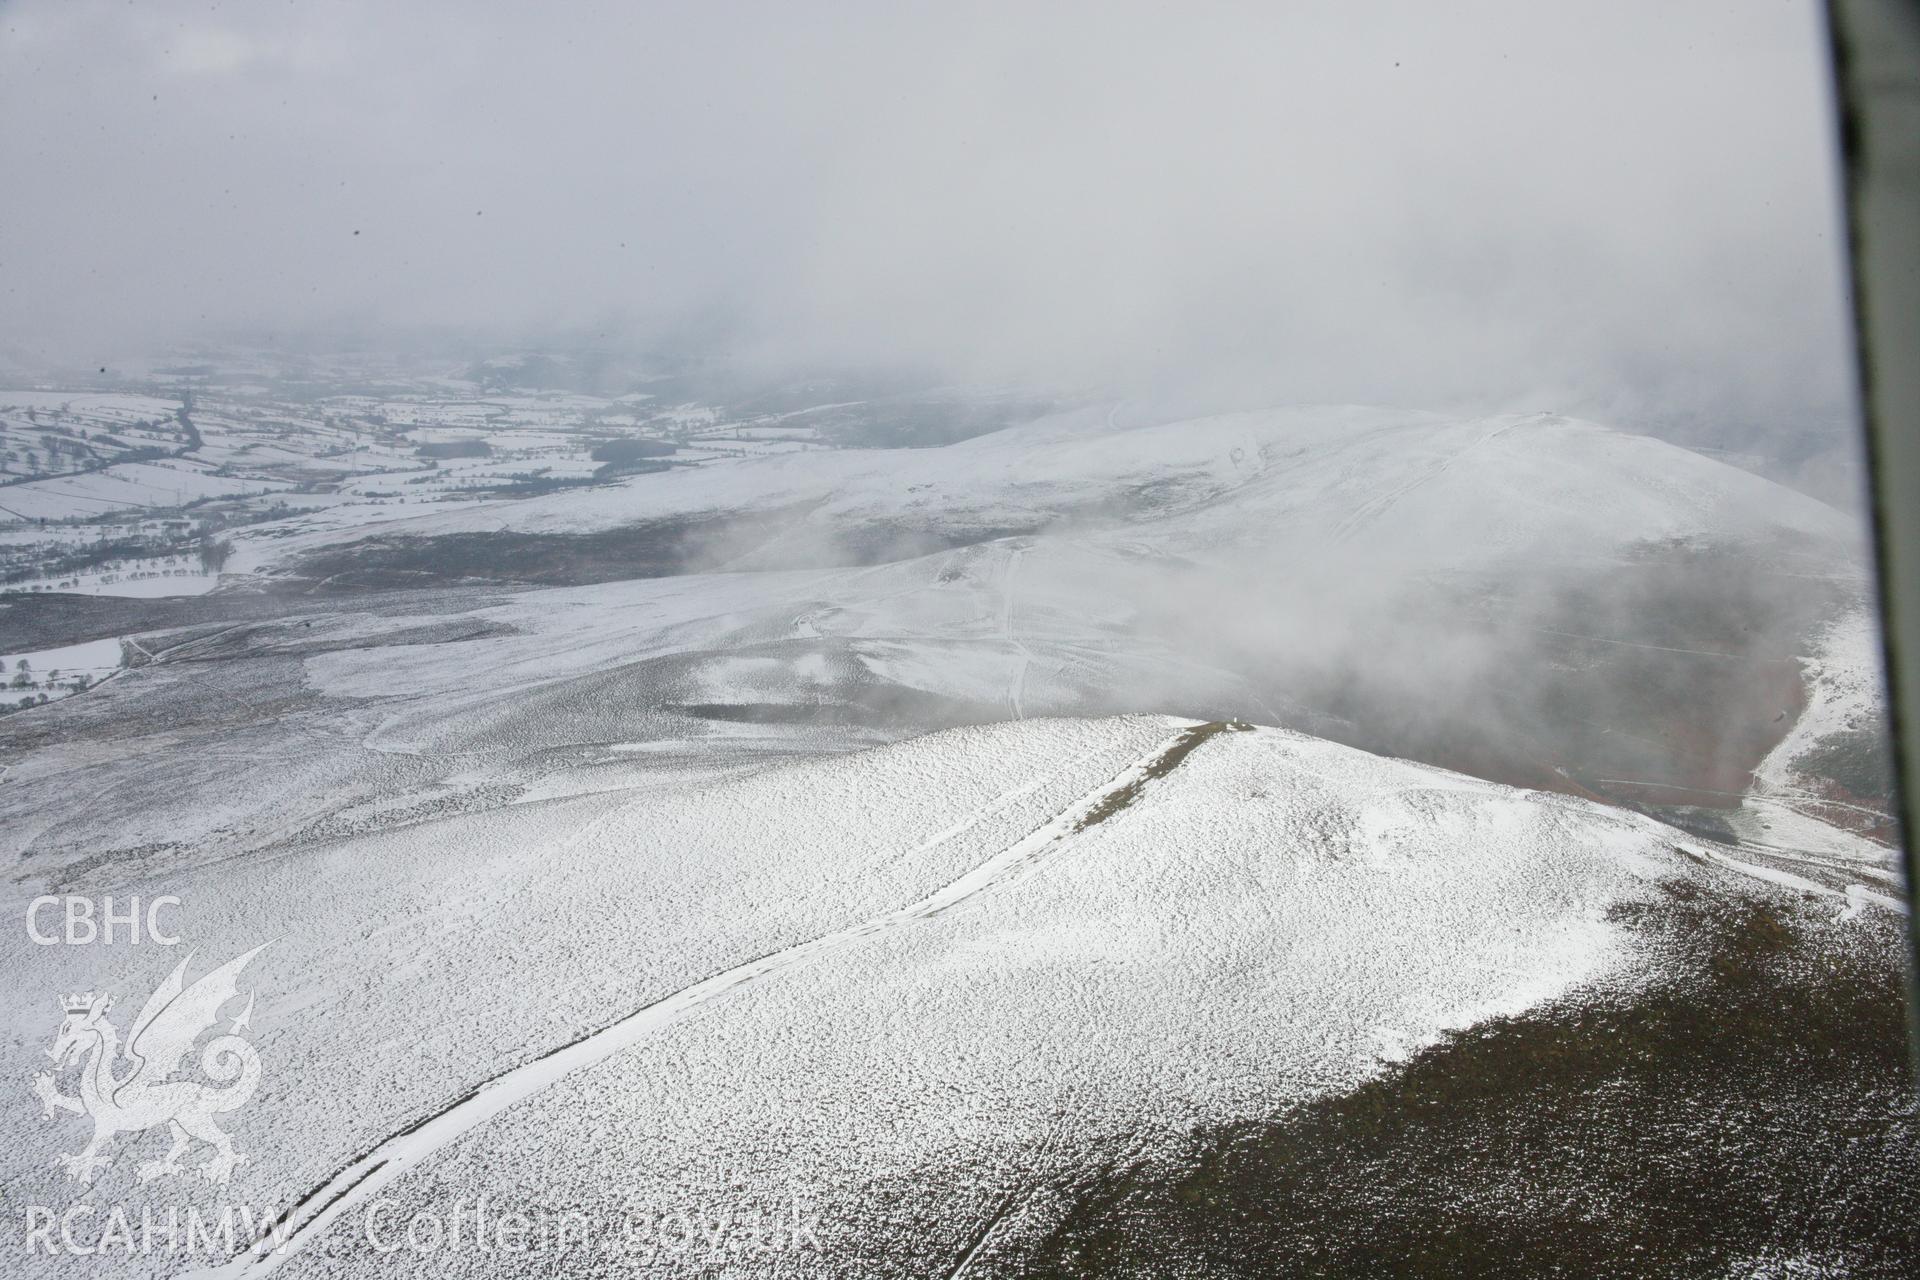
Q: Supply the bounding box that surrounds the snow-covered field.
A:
[0,460,285,523]
[3,561,221,598]
[0,635,122,712]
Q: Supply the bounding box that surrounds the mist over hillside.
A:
[3,1,1855,449]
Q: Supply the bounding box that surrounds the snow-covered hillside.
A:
[0,392,1906,1276]
[229,405,1861,581]
[3,714,1893,1278]
[0,404,1885,886]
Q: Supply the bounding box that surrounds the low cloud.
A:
[1,1,1856,439]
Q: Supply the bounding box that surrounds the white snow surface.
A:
[230,406,1860,578]
[2,636,123,679]
[0,400,1892,1276]
[0,460,284,523]
[0,714,1773,1278]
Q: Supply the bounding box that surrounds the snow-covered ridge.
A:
[230,405,1861,579]
[0,403,1876,892]
[0,713,1844,1279]
[181,720,1238,1278]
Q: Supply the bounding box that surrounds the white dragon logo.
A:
[32,944,266,1186]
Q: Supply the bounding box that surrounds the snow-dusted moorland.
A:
[0,384,1909,1277]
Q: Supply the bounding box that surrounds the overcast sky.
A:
[0,1,1855,430]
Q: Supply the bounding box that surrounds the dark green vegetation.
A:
[1023,888,1920,1278]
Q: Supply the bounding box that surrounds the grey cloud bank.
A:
[0,1,1855,441]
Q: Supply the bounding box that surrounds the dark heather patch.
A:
[1795,724,1899,817]
[1019,889,1919,1278]
[291,512,775,586]
[290,510,1046,589]
[0,583,520,651]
